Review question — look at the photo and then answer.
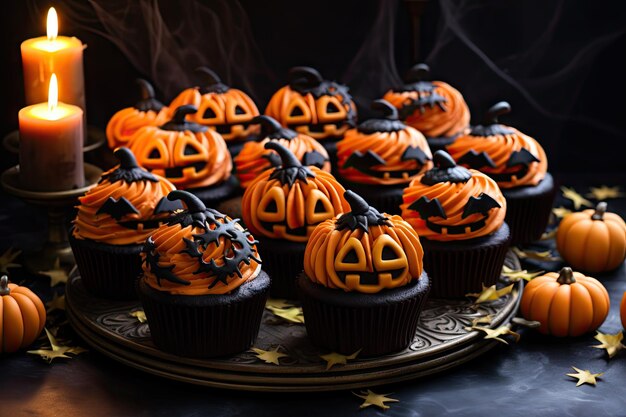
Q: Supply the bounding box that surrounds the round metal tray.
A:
[66,252,522,392]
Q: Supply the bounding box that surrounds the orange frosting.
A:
[447,126,548,189]
[106,107,170,149]
[384,80,469,138]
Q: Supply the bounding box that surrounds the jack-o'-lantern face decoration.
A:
[265,67,357,140]
[128,105,232,190]
[169,68,260,142]
[401,151,507,241]
[242,142,349,242]
[447,102,547,189]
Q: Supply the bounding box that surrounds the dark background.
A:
[1,0,625,179]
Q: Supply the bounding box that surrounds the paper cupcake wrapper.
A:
[297,274,430,357]
[256,237,306,299]
[188,175,238,208]
[138,271,270,358]
[69,235,143,300]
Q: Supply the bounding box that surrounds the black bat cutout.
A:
[97,197,139,220]
[398,92,448,120]
[507,148,540,167]
[407,196,447,220]
[462,193,501,219]
[302,151,327,168]
[343,150,386,171]
[154,197,184,214]
[143,237,190,286]
[457,150,497,169]
[402,146,429,165]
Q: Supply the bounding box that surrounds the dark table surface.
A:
[1,180,625,417]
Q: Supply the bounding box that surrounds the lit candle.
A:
[19,74,84,191]
[21,8,86,115]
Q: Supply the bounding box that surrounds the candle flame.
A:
[48,74,58,112]
[47,7,58,41]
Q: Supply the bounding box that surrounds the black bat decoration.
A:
[457,150,497,169]
[343,150,386,171]
[97,197,140,220]
[143,237,190,286]
[398,92,448,119]
[507,148,540,167]
[408,196,447,220]
[402,146,429,165]
[462,193,501,219]
[154,197,184,214]
[302,150,328,168]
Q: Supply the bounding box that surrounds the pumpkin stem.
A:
[484,101,511,125]
[0,275,10,295]
[404,63,430,83]
[592,202,607,221]
[254,115,282,136]
[114,147,140,169]
[135,79,164,112]
[433,150,457,169]
[264,142,301,168]
[161,105,206,133]
[371,99,399,120]
[344,190,370,215]
[137,78,156,101]
[196,67,222,85]
[167,190,207,213]
[288,66,323,87]
[556,267,576,285]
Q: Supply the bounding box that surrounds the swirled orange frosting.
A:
[337,127,433,185]
[72,169,176,245]
[142,218,261,295]
[446,127,547,188]
[235,135,330,188]
[241,167,349,242]
[400,169,506,241]
[106,107,170,149]
[383,81,469,138]
[303,215,424,293]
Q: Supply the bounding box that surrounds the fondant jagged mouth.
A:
[337,269,405,285]
[164,162,207,178]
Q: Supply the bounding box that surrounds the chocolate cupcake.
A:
[298,190,430,357]
[447,102,555,244]
[241,142,349,298]
[169,67,260,156]
[383,63,470,152]
[138,190,270,358]
[70,147,181,299]
[401,151,510,298]
[264,66,357,160]
[235,115,330,189]
[336,99,433,214]
[128,105,237,206]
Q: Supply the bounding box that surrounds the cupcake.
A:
[383,63,470,152]
[298,190,430,357]
[169,67,260,156]
[400,151,510,298]
[336,99,433,214]
[138,190,270,358]
[234,115,330,189]
[70,147,181,299]
[447,102,555,244]
[128,104,237,206]
[241,142,349,298]
[265,66,357,159]
[106,79,170,150]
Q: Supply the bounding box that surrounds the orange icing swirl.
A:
[106,107,170,149]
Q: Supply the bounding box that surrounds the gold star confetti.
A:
[466,284,514,304]
[129,310,147,323]
[592,331,625,359]
[540,229,557,241]
[265,298,296,310]
[512,247,561,262]
[266,305,304,324]
[561,186,593,210]
[551,207,573,219]
[470,315,493,327]
[320,349,361,370]
[466,325,520,344]
[0,248,21,273]
[27,328,88,363]
[251,346,288,365]
[46,293,65,313]
[586,185,625,201]
[38,258,69,287]
[353,390,399,410]
[567,367,603,387]
[501,266,544,282]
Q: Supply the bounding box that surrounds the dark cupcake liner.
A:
[338,178,406,215]
[426,134,459,154]
[502,173,556,245]
[69,230,143,300]
[421,223,511,299]
[138,271,270,358]
[226,138,253,159]
[256,237,306,299]
[188,175,239,209]
[297,272,430,357]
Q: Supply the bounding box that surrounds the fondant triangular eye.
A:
[461,193,501,219]
[457,150,496,169]
[154,197,184,214]
[407,196,447,220]
[97,197,139,220]
[507,148,540,167]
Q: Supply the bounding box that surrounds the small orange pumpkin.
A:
[556,202,626,273]
[0,275,47,353]
[621,292,626,329]
[106,79,170,149]
[520,267,609,337]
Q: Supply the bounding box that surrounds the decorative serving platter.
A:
[66,252,523,392]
